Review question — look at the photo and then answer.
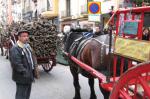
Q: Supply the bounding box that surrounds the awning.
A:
[41,11,58,19]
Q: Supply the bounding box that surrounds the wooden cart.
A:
[37,54,56,72]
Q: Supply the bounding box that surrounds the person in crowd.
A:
[93,27,103,37]
[10,29,18,46]
[9,30,38,99]
[103,29,108,34]
[142,27,150,40]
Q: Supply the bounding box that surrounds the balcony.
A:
[60,11,67,18]
[60,10,71,18]
[60,11,72,21]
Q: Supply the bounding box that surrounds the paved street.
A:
[0,54,104,99]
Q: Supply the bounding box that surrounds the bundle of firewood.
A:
[5,19,60,58]
[21,19,59,58]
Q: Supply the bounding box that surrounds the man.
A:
[93,27,103,37]
[10,30,18,46]
[9,30,38,99]
[142,27,150,40]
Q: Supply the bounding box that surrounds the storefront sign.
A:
[88,14,100,22]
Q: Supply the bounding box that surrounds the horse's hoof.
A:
[6,56,8,59]
[90,95,97,99]
[73,96,81,99]
[90,98,97,99]
[90,97,97,99]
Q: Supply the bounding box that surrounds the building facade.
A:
[0,0,9,26]
[59,0,91,32]
[59,0,120,32]
[12,0,22,22]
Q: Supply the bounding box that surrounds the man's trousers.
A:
[15,83,32,99]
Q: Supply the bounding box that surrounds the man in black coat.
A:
[9,30,37,99]
[142,27,150,41]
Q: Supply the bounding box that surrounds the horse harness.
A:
[92,34,114,65]
[69,37,91,58]
[69,34,113,66]
[92,38,109,65]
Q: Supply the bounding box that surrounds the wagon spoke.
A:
[45,64,49,70]
[41,60,54,72]
[138,77,150,97]
[49,60,53,66]
[119,89,132,99]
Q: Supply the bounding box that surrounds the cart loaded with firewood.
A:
[22,19,60,72]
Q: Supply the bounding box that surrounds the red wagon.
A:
[65,6,150,99]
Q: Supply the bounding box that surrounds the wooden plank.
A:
[114,37,150,62]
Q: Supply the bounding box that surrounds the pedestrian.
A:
[93,27,103,37]
[142,27,150,41]
[9,30,38,99]
[103,29,108,34]
[10,29,18,46]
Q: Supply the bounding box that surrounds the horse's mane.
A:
[64,28,89,52]
[70,28,89,33]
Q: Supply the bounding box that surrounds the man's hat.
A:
[17,30,30,36]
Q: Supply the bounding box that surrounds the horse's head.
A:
[64,29,88,52]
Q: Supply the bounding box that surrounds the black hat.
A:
[17,30,30,36]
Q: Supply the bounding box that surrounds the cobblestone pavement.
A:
[0,54,104,99]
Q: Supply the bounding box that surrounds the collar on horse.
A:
[69,37,90,58]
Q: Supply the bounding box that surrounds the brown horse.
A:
[0,33,17,59]
[64,29,113,99]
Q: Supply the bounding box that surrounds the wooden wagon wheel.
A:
[42,59,54,72]
[110,61,150,99]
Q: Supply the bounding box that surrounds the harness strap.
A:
[92,38,113,55]
[69,37,84,56]
[76,39,91,59]
[69,37,91,58]
[92,38,109,47]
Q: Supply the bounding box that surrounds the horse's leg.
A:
[99,86,109,99]
[4,49,6,56]
[6,50,8,59]
[5,49,9,59]
[0,45,4,56]
[88,78,97,99]
[6,49,9,59]
[70,66,81,99]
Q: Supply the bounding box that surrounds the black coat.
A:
[9,44,35,84]
[93,31,103,37]
[142,34,149,40]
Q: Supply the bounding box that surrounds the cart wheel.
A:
[42,60,54,72]
[110,61,150,99]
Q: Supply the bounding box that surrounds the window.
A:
[47,0,53,11]
[66,0,71,16]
